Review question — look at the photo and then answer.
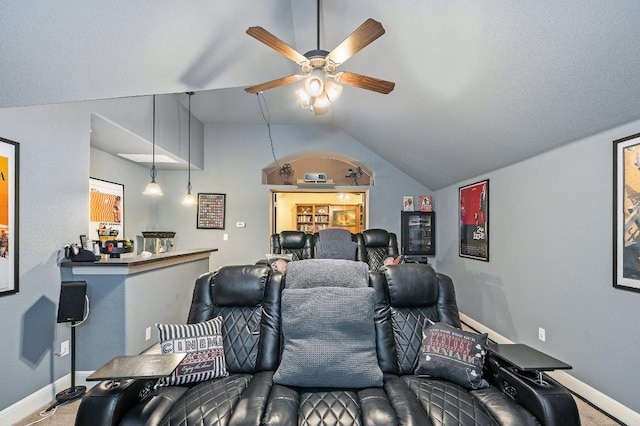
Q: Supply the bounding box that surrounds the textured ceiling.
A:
[2,1,640,189]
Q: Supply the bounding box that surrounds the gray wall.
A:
[435,119,640,413]
[0,99,431,411]
[0,103,91,411]
[154,123,432,269]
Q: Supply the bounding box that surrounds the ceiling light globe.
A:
[296,88,311,104]
[304,69,325,97]
[182,193,196,206]
[314,92,331,108]
[143,181,163,196]
[325,81,343,102]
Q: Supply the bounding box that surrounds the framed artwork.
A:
[90,178,124,242]
[419,195,433,212]
[613,133,640,292]
[0,137,19,297]
[459,179,489,261]
[403,195,414,211]
[332,210,357,227]
[197,193,226,229]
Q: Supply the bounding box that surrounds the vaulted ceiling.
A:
[2,1,640,190]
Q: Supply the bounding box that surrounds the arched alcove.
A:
[262,151,373,186]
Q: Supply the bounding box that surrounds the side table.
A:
[87,353,186,381]
[486,343,571,385]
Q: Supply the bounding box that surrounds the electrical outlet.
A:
[538,327,546,342]
[60,340,69,357]
[145,327,152,341]
[223,234,228,241]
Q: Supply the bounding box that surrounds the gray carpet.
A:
[13,395,623,425]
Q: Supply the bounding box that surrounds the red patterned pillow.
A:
[415,321,489,389]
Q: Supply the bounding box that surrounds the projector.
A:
[303,172,327,182]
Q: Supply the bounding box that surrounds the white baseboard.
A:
[0,371,95,425]
[460,313,640,426]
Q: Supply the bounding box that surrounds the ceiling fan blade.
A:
[246,26,308,64]
[326,19,385,65]
[336,72,395,94]
[245,75,304,94]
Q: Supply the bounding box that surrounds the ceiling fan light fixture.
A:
[296,87,311,103]
[325,80,343,102]
[313,105,329,116]
[314,92,331,109]
[304,69,325,97]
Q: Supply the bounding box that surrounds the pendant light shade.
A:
[182,92,196,206]
[143,95,163,196]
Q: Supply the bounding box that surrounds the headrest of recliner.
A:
[212,265,270,306]
[363,229,390,247]
[383,264,438,307]
[279,231,307,248]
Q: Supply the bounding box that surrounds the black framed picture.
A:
[197,193,226,229]
[401,211,435,256]
[90,177,124,241]
[613,133,640,292]
[459,179,489,261]
[0,137,19,297]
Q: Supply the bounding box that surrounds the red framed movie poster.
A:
[459,179,489,261]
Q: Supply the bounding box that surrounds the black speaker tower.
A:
[51,281,88,410]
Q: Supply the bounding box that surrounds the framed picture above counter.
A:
[197,193,226,229]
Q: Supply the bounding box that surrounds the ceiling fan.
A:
[244,1,395,114]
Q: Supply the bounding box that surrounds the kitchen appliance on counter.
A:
[136,231,176,254]
[99,239,134,258]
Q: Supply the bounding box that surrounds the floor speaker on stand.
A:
[52,281,88,409]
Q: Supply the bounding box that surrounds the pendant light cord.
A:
[187,92,193,191]
[256,93,280,169]
[150,95,157,180]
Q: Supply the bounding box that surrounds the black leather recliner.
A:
[270,230,314,260]
[356,228,399,270]
[76,263,579,426]
[269,228,398,268]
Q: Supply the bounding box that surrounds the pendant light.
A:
[143,95,163,196]
[182,92,196,206]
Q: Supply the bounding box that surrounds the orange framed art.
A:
[0,137,19,297]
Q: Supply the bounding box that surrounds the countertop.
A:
[60,248,217,275]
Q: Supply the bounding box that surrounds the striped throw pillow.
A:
[155,316,228,386]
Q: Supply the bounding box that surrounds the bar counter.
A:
[60,248,218,275]
[60,248,218,372]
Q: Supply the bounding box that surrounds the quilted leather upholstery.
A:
[270,231,314,260]
[403,376,498,426]
[391,306,439,374]
[356,229,399,270]
[158,374,251,426]
[216,306,261,373]
[298,391,362,426]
